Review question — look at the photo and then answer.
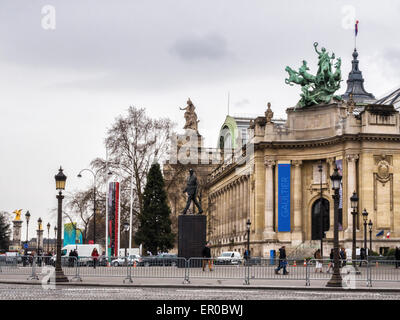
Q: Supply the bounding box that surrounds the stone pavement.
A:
[1,273,399,292]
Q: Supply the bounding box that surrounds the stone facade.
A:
[205,101,400,257]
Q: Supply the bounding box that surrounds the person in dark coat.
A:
[182,169,203,214]
[274,246,289,275]
[359,248,366,267]
[339,247,347,267]
[327,248,334,273]
[395,247,400,269]
[202,242,212,271]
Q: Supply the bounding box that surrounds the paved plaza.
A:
[0,283,399,300]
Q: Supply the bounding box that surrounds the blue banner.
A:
[278,164,291,232]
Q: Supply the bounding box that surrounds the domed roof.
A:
[341,49,375,104]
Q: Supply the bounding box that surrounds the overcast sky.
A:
[1,0,399,242]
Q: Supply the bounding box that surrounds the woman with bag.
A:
[314,249,323,273]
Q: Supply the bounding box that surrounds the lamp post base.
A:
[55,269,69,283]
[326,273,342,287]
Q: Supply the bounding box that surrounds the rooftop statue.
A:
[180,98,199,132]
[285,42,342,108]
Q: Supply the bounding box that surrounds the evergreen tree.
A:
[0,212,11,251]
[134,162,175,255]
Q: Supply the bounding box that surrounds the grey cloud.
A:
[170,33,230,61]
[234,98,250,108]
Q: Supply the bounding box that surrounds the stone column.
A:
[345,154,359,235]
[219,190,222,239]
[292,160,303,243]
[239,177,244,234]
[263,159,276,239]
[37,229,44,253]
[326,157,335,230]
[223,187,227,240]
[12,220,23,248]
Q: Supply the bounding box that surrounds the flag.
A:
[376,230,384,237]
[386,231,391,239]
[355,20,359,36]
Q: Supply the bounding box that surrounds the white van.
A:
[215,251,242,265]
[51,244,102,266]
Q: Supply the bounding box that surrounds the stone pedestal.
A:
[37,229,44,252]
[12,220,23,247]
[178,214,206,265]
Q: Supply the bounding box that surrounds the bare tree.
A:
[91,106,175,233]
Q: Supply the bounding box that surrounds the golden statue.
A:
[13,209,22,221]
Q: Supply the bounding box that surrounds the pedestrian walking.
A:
[91,248,99,269]
[340,247,347,267]
[359,248,366,267]
[202,242,212,271]
[327,248,334,273]
[275,246,289,275]
[395,247,400,269]
[314,249,323,273]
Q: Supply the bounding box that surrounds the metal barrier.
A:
[368,260,400,285]
[187,258,246,284]
[248,259,307,283]
[1,256,400,287]
[306,259,369,287]
[131,257,188,284]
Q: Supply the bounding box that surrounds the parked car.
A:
[215,251,242,265]
[141,253,178,267]
[111,255,143,267]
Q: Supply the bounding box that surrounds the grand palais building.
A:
[164,48,400,258]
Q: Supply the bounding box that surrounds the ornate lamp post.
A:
[55,167,69,282]
[37,217,42,254]
[78,168,102,244]
[326,165,342,287]
[123,222,130,258]
[25,211,31,243]
[350,191,360,273]
[46,223,50,253]
[368,220,373,256]
[54,226,57,253]
[362,209,369,253]
[246,219,251,261]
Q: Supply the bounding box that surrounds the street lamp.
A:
[246,219,251,261]
[368,220,373,256]
[326,165,342,287]
[25,211,31,243]
[362,209,369,254]
[37,217,42,254]
[54,226,57,253]
[123,222,130,258]
[350,191,360,273]
[55,167,69,282]
[78,168,106,244]
[47,223,50,253]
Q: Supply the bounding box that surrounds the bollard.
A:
[72,257,82,282]
[27,256,39,280]
[123,257,133,284]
